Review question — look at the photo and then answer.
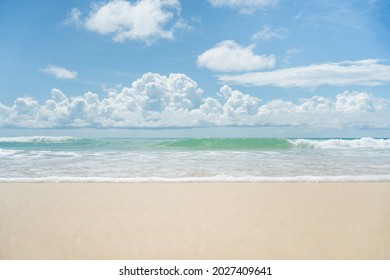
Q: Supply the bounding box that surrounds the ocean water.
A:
[0,136,390,182]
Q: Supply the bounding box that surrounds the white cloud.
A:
[252,25,287,41]
[281,48,301,66]
[1,73,390,129]
[40,65,78,79]
[65,0,183,44]
[197,40,276,72]
[304,1,371,30]
[208,0,278,13]
[256,91,390,128]
[219,59,390,88]
[293,11,302,20]
[62,8,83,27]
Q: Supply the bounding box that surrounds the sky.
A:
[0,0,390,137]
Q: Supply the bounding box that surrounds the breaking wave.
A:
[1,136,388,150]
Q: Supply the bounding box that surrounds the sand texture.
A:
[1,182,390,259]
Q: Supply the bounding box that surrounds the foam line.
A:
[1,175,389,183]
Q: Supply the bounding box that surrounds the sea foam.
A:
[1,175,390,183]
[290,137,390,149]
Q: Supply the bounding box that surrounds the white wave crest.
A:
[290,137,390,149]
[0,136,75,143]
[0,149,20,157]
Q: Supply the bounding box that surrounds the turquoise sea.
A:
[1,136,390,182]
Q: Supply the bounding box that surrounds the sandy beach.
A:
[1,182,389,259]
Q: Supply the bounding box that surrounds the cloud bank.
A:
[197,40,276,72]
[64,0,183,44]
[1,73,389,129]
[40,65,78,79]
[219,59,390,88]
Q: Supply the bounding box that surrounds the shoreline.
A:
[1,176,390,183]
[1,182,390,259]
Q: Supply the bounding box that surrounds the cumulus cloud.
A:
[256,92,390,128]
[1,72,389,129]
[40,65,78,79]
[197,40,276,72]
[208,0,278,13]
[219,59,390,88]
[64,0,183,44]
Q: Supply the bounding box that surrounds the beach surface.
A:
[1,182,389,259]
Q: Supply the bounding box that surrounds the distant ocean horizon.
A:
[1,136,390,182]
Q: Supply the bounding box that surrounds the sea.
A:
[0,136,390,182]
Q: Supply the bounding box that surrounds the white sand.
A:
[1,182,389,259]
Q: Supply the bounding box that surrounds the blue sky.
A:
[1,0,390,136]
